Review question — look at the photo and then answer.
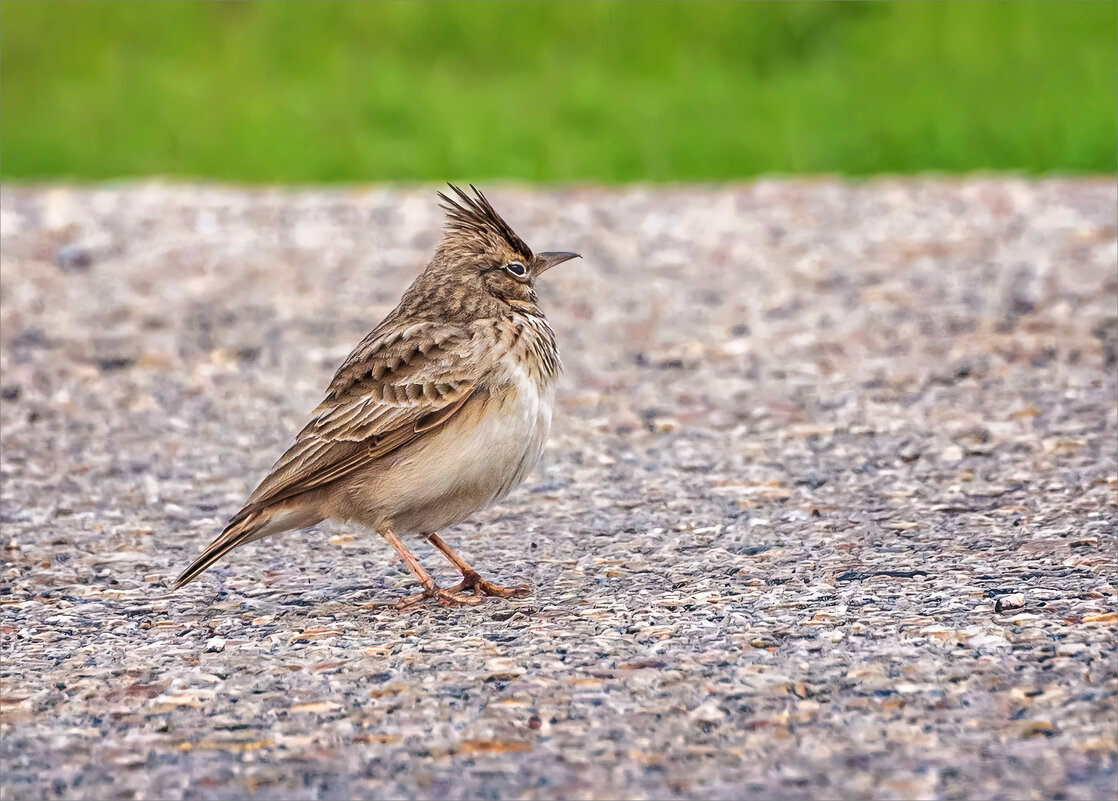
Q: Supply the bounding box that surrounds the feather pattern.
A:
[240,322,487,514]
[438,184,532,259]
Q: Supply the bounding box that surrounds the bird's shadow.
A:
[175,577,545,626]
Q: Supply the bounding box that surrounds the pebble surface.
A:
[1,180,1115,800]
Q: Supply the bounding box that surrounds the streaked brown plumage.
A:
[174,185,580,608]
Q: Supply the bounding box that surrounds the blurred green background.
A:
[1,1,1115,183]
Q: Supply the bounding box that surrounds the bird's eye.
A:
[505,262,527,277]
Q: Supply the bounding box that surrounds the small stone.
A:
[994,594,1026,614]
[56,244,93,272]
[1081,612,1118,624]
[941,445,964,463]
[1015,720,1056,738]
[651,417,680,434]
[689,701,725,726]
[484,658,523,681]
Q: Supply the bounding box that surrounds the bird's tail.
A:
[173,506,321,589]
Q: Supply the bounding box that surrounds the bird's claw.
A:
[434,588,485,607]
[469,579,531,599]
[396,577,531,610]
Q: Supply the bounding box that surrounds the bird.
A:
[173,184,580,608]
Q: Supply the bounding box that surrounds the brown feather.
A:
[238,323,486,513]
[172,510,261,589]
[437,184,532,259]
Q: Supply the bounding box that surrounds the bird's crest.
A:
[437,184,532,259]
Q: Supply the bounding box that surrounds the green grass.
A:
[1,1,1114,183]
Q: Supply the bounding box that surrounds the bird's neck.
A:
[496,310,561,383]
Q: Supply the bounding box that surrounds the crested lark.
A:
[174,185,579,608]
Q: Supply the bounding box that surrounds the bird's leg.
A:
[384,529,482,610]
[426,532,531,600]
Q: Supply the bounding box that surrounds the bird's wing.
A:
[239,320,495,513]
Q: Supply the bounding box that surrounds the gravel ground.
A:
[1,180,1115,801]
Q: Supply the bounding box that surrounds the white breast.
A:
[373,360,556,534]
[499,361,556,491]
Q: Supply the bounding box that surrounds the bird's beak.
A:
[534,251,581,274]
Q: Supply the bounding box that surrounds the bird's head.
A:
[407,184,579,319]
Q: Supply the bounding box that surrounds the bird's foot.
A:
[433,585,486,607]
[462,574,531,600]
[395,580,481,610]
[395,575,530,610]
[395,586,440,610]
